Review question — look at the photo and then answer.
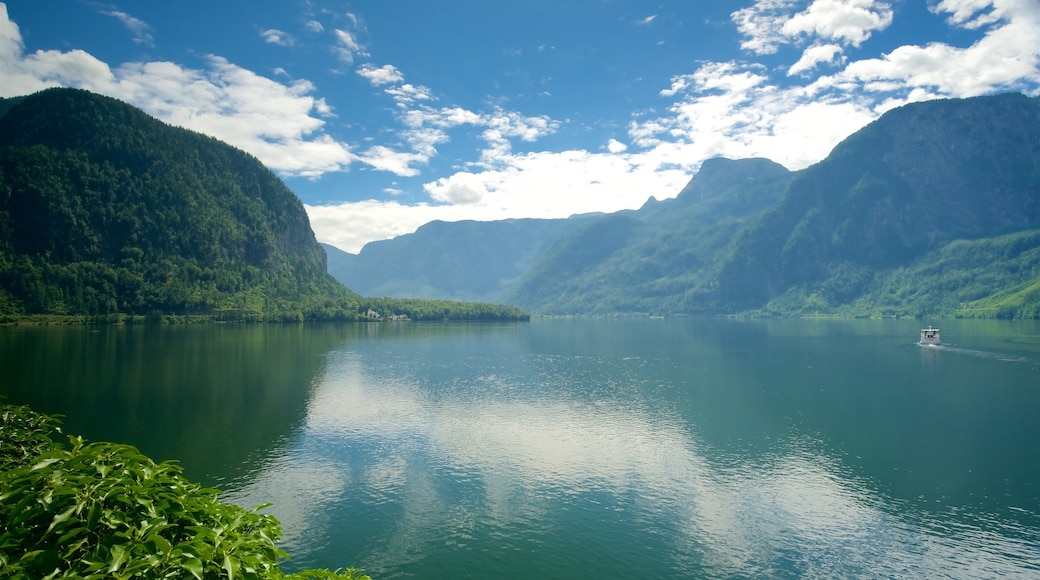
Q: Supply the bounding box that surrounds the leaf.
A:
[107,543,129,573]
[44,504,77,537]
[182,557,204,580]
[149,533,172,555]
[30,457,62,471]
[223,553,238,578]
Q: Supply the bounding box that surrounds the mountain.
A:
[325,217,591,301]
[0,87,355,319]
[505,157,794,314]
[714,93,1040,316]
[335,93,1039,318]
[327,157,792,311]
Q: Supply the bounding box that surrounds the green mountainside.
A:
[329,94,1040,318]
[0,88,527,322]
[0,88,349,319]
[715,93,1040,317]
[506,157,793,314]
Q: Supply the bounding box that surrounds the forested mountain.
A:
[505,157,793,313]
[331,94,1040,318]
[0,88,350,319]
[0,88,528,321]
[714,93,1040,317]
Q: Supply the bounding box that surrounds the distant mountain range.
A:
[328,93,1040,318]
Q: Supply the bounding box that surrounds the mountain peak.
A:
[675,157,790,205]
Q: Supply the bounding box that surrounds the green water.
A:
[2,319,1039,578]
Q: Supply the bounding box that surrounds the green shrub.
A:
[0,404,369,580]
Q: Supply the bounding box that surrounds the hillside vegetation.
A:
[0,88,527,322]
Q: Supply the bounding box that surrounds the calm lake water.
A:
[2,319,1039,578]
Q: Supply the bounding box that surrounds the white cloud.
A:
[606,138,628,153]
[632,60,878,170]
[351,64,560,178]
[931,0,1004,29]
[637,0,1039,182]
[781,0,893,46]
[733,0,893,54]
[332,29,362,64]
[824,0,1040,97]
[732,0,800,54]
[357,63,404,85]
[385,83,434,105]
[104,10,154,47]
[357,146,427,177]
[788,42,845,75]
[261,29,294,46]
[424,172,491,205]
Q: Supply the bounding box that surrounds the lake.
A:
[2,318,1039,578]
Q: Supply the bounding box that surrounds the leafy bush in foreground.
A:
[0,404,369,579]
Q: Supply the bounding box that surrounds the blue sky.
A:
[2,1,1038,252]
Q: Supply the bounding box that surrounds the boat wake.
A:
[919,343,1036,364]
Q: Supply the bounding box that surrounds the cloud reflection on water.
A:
[226,348,1036,578]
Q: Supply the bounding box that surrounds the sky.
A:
[1,1,1038,253]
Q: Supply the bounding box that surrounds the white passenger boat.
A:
[919,326,941,346]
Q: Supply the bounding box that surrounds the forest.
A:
[0,88,527,323]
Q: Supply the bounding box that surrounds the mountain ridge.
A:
[329,93,1040,318]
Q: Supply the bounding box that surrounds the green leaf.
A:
[223,553,238,578]
[182,557,204,580]
[44,504,78,536]
[30,456,61,471]
[107,543,129,573]
[149,533,172,555]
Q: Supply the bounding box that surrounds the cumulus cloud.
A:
[733,0,894,54]
[932,0,1006,29]
[631,61,878,171]
[357,63,404,85]
[606,139,628,153]
[424,172,491,205]
[821,0,1040,97]
[781,0,893,46]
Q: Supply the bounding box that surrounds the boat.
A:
[919,326,941,346]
